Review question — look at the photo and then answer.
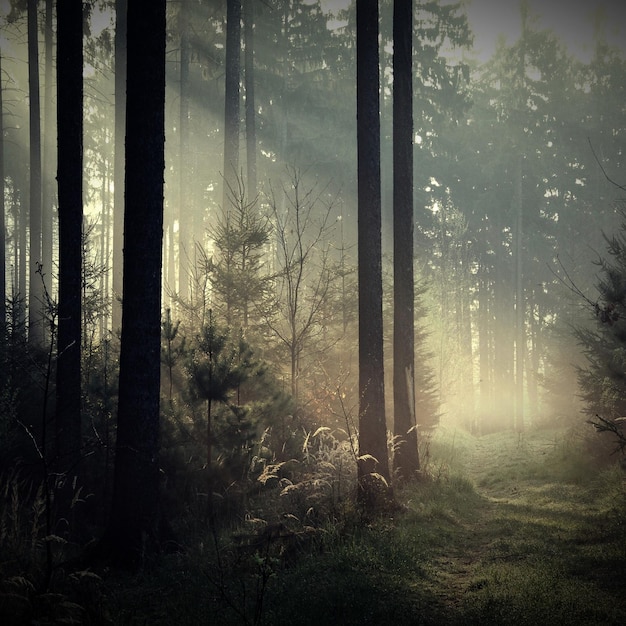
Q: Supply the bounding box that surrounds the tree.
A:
[210,176,269,329]
[27,0,43,346]
[223,0,241,210]
[55,0,84,486]
[112,0,126,332]
[0,49,5,330]
[392,0,419,482]
[41,0,54,302]
[576,210,626,423]
[357,0,391,502]
[103,0,166,566]
[177,0,191,304]
[265,170,337,403]
[243,0,257,197]
[187,312,253,500]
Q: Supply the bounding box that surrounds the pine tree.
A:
[357,0,391,505]
[576,211,626,422]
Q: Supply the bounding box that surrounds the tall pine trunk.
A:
[244,0,257,198]
[42,0,54,304]
[178,0,190,303]
[112,0,127,332]
[104,0,166,567]
[223,0,241,211]
[56,0,83,507]
[27,0,43,346]
[392,0,419,481]
[0,50,5,329]
[357,0,391,504]
[514,154,524,431]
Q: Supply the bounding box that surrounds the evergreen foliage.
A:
[575,210,626,456]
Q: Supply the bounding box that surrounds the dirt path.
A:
[424,429,626,623]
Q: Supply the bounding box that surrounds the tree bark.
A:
[223,0,241,211]
[392,0,420,482]
[42,0,54,302]
[104,0,166,567]
[357,0,391,502]
[112,0,127,332]
[178,0,190,303]
[56,0,83,497]
[0,50,5,329]
[27,0,43,346]
[244,0,257,198]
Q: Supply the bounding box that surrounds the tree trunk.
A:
[42,0,54,303]
[244,0,257,198]
[357,0,391,503]
[104,0,166,567]
[392,0,419,482]
[55,0,83,510]
[112,0,127,332]
[223,0,241,211]
[514,154,524,432]
[477,267,491,434]
[177,0,190,304]
[27,0,43,346]
[0,51,5,329]
[18,181,27,321]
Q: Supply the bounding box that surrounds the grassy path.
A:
[422,428,626,624]
[99,428,626,625]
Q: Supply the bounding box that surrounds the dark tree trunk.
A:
[42,0,54,302]
[112,0,127,332]
[28,0,43,346]
[56,0,83,498]
[0,51,5,329]
[178,0,190,303]
[104,0,166,567]
[223,0,241,210]
[244,0,257,198]
[357,0,391,503]
[392,0,419,482]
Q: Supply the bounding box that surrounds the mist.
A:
[0,1,625,621]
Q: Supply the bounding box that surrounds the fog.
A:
[2,0,626,434]
[1,3,626,622]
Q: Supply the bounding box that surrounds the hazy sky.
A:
[463,0,626,61]
[320,0,626,62]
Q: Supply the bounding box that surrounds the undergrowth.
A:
[2,426,624,625]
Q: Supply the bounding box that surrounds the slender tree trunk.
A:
[100,133,111,338]
[28,0,43,346]
[104,0,166,567]
[477,267,491,434]
[18,182,27,318]
[56,0,83,509]
[0,50,5,329]
[526,292,540,426]
[112,0,127,333]
[223,0,241,210]
[178,0,190,304]
[42,0,54,304]
[357,0,391,502]
[514,154,524,432]
[392,0,419,482]
[244,0,257,198]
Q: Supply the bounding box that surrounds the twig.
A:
[588,138,626,192]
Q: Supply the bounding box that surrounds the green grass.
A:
[5,427,624,625]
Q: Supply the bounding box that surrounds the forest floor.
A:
[403,427,626,624]
[3,426,625,625]
[252,427,626,625]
